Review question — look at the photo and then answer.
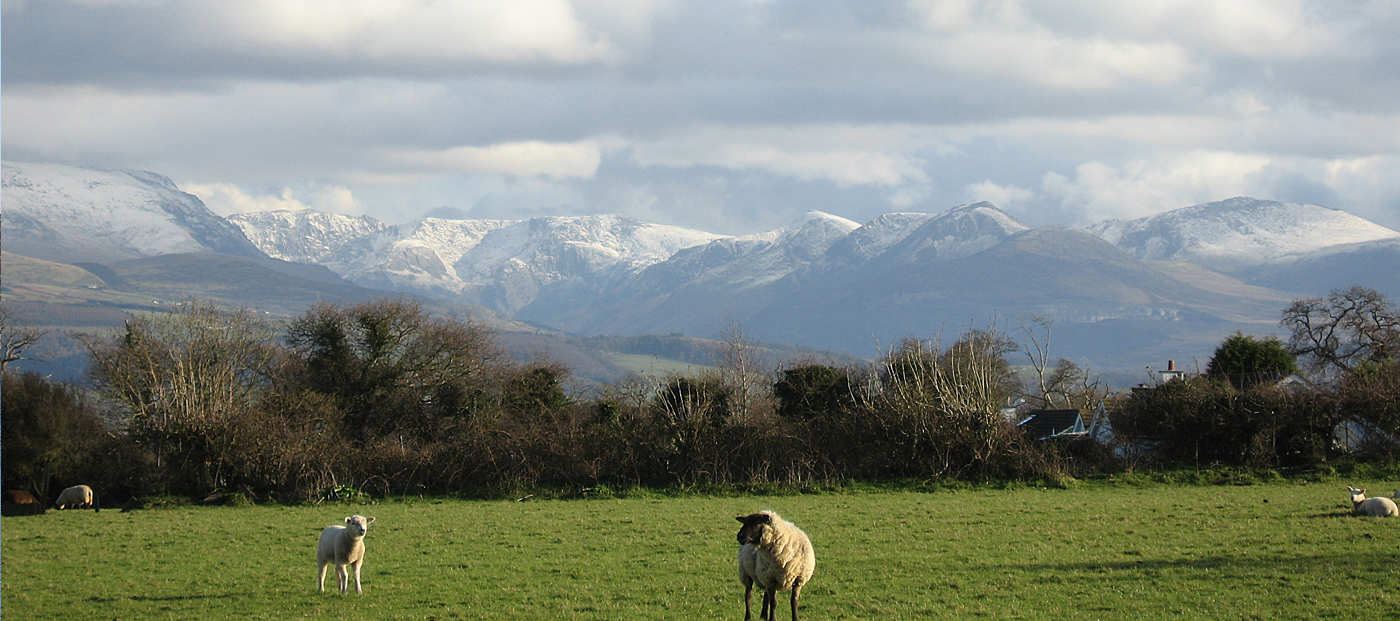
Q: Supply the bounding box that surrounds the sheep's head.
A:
[344,515,376,537]
[735,512,774,545]
[1347,487,1366,501]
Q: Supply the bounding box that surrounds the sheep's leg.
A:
[790,581,803,621]
[336,564,349,593]
[743,581,754,621]
[763,588,776,621]
[317,562,328,592]
[352,560,363,594]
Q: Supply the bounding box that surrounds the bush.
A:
[1,371,106,496]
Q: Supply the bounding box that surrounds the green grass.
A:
[4,482,1399,620]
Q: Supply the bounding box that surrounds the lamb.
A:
[1347,487,1399,517]
[735,511,816,621]
[317,515,375,594]
[53,485,93,510]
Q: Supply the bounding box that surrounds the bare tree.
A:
[1,304,49,374]
[81,300,278,493]
[713,317,767,420]
[1281,286,1400,378]
[872,326,1021,476]
[1018,315,1106,410]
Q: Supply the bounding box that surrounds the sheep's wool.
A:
[751,511,816,591]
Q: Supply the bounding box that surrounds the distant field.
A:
[606,351,712,376]
[3,483,1399,620]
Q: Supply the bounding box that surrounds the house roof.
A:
[1016,409,1086,440]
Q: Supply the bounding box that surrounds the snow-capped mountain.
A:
[12,158,1400,370]
[1,161,264,262]
[1086,197,1400,269]
[227,210,725,313]
[858,201,1030,264]
[518,204,1035,337]
[621,211,861,294]
[228,209,388,266]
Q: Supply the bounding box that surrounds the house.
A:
[1016,409,1086,440]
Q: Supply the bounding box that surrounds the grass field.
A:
[3,482,1399,620]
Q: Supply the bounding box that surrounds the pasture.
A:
[3,482,1398,620]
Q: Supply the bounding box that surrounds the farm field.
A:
[3,483,1398,620]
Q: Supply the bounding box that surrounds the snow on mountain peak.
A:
[2,160,263,262]
[229,208,726,313]
[228,209,389,264]
[1086,197,1400,268]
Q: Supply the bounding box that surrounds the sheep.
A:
[53,485,93,510]
[737,543,766,620]
[317,515,375,594]
[735,511,815,621]
[6,490,40,506]
[1347,487,1399,518]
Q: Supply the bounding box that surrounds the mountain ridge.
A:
[8,160,1399,372]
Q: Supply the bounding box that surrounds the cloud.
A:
[1020,0,1353,59]
[386,140,605,179]
[182,183,363,216]
[906,1,1200,90]
[964,180,1034,207]
[206,0,620,65]
[3,0,1399,234]
[632,124,937,187]
[1040,151,1272,222]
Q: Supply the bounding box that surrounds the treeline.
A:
[4,288,1400,505]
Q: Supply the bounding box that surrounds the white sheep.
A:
[53,485,93,510]
[317,515,375,594]
[1347,487,1399,518]
[735,511,815,621]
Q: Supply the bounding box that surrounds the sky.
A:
[4,0,1400,235]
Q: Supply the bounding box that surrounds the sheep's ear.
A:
[345,517,353,524]
[366,517,375,524]
[736,516,746,523]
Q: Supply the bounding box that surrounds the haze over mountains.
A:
[5,161,1398,374]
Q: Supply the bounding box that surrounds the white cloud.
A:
[1041,151,1272,222]
[632,124,938,187]
[1022,0,1351,59]
[906,1,1200,90]
[202,0,621,65]
[1323,155,1400,223]
[387,140,604,179]
[182,183,363,216]
[964,180,1034,207]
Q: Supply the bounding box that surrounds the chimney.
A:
[1167,360,1176,371]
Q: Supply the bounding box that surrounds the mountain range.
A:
[5,160,1399,376]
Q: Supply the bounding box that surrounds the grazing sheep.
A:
[53,485,93,510]
[317,515,375,594]
[735,511,815,621]
[1347,487,1399,518]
